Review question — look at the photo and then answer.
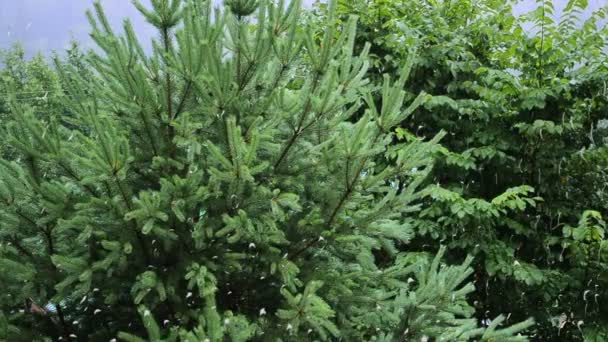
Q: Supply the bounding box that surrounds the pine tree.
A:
[0,0,532,340]
[0,45,66,160]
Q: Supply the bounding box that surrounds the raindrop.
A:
[45,303,57,314]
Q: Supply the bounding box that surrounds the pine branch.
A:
[25,155,41,185]
[290,125,380,259]
[273,71,322,170]
[259,64,289,113]
[135,109,160,156]
[120,67,160,156]
[14,208,39,227]
[289,160,362,260]
[236,14,244,91]
[9,238,33,258]
[58,160,99,197]
[40,224,70,339]
[163,27,173,121]
[289,237,322,260]
[173,78,192,119]
[114,176,152,265]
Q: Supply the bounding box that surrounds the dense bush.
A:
[327,0,608,339]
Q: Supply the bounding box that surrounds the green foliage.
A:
[0,0,533,340]
[328,0,608,339]
[0,45,66,161]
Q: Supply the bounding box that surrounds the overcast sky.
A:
[0,0,605,58]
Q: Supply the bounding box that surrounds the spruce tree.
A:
[0,0,532,340]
